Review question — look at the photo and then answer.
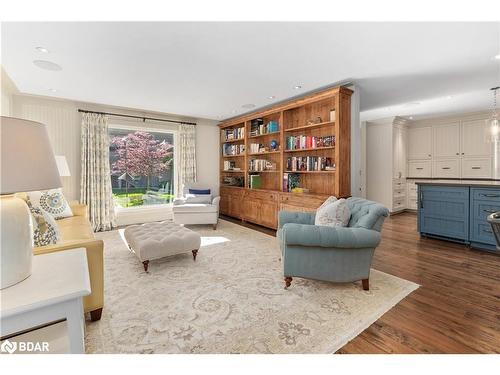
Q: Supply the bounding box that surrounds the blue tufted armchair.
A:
[278,197,389,290]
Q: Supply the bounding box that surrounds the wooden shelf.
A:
[284,146,334,153]
[222,154,245,157]
[222,170,245,173]
[248,131,280,139]
[248,170,279,173]
[222,138,245,144]
[284,121,334,132]
[284,170,335,174]
[247,150,281,156]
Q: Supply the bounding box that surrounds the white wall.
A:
[11,94,220,223]
[1,67,17,116]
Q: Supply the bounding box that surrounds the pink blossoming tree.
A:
[110,131,173,189]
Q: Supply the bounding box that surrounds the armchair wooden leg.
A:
[192,249,198,261]
[143,260,149,272]
[90,308,103,321]
[212,223,217,230]
[362,278,369,291]
[284,276,293,289]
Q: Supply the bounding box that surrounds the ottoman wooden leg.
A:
[212,223,217,230]
[192,249,198,261]
[284,276,293,289]
[90,308,103,321]
[143,260,149,272]
[362,278,369,291]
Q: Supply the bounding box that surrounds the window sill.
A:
[114,204,174,226]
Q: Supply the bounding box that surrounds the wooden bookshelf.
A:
[218,86,352,229]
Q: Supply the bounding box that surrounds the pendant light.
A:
[488,86,500,142]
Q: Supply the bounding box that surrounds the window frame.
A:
[108,123,179,210]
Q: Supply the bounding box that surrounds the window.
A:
[109,127,175,208]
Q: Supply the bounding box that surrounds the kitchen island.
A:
[416,180,500,253]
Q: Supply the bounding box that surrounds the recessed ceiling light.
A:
[409,116,414,120]
[48,88,57,93]
[231,110,237,114]
[268,96,276,100]
[293,85,302,90]
[35,46,49,53]
[33,60,62,71]
[494,54,500,60]
[446,95,453,99]
[242,103,256,109]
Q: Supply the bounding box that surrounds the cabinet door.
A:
[260,200,278,229]
[432,159,460,178]
[408,127,432,160]
[461,120,492,158]
[230,195,244,219]
[242,199,261,223]
[462,158,492,179]
[220,194,230,215]
[433,123,460,159]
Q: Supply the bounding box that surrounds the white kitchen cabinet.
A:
[461,158,492,178]
[408,126,432,160]
[366,117,408,213]
[461,120,492,158]
[433,122,460,159]
[408,160,432,178]
[432,159,460,178]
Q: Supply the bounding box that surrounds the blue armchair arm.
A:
[282,223,381,249]
[278,211,316,229]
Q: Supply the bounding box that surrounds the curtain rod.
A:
[77,109,197,126]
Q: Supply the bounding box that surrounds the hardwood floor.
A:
[222,212,500,353]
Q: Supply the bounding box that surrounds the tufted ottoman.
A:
[123,221,201,272]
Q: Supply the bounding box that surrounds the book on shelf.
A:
[224,127,244,141]
[223,160,242,171]
[285,135,335,150]
[249,159,276,172]
[249,174,262,189]
[249,143,266,154]
[250,119,279,136]
[285,156,333,172]
[223,143,245,156]
[282,173,300,192]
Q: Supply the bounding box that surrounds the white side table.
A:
[0,248,91,354]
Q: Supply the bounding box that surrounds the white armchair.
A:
[172,183,220,229]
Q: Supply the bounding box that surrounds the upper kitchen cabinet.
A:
[433,122,460,159]
[461,120,492,158]
[408,126,432,160]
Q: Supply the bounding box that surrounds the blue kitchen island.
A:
[417,180,500,253]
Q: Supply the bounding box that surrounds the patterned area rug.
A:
[85,219,418,353]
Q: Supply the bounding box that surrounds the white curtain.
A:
[80,113,116,231]
[178,123,197,195]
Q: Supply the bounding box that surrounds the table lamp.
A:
[0,116,62,289]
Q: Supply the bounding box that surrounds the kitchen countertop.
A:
[414,179,500,187]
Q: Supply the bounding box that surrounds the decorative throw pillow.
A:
[185,193,212,204]
[316,196,338,211]
[27,188,73,220]
[188,188,211,195]
[27,200,60,247]
[315,198,351,228]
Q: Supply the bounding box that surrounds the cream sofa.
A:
[17,194,104,321]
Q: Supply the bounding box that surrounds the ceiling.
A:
[1,22,499,121]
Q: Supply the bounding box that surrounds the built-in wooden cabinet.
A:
[218,86,352,229]
[461,120,491,158]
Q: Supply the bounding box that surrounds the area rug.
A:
[85,219,418,353]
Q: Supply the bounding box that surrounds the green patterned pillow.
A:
[27,200,61,247]
[27,188,73,220]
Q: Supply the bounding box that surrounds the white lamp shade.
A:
[55,155,71,177]
[0,116,62,194]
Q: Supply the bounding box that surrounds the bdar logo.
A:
[1,340,17,354]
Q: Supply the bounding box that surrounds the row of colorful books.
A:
[224,127,244,141]
[223,144,245,155]
[286,156,334,171]
[285,135,335,150]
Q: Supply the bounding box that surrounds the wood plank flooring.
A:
[221,212,500,353]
